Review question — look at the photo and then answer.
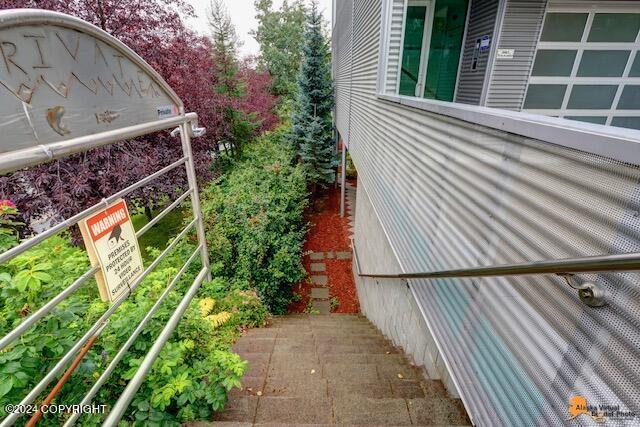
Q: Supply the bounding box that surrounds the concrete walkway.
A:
[205,314,471,426]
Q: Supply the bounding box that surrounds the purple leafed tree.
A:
[0,0,277,232]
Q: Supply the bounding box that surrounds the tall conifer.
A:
[289,0,335,191]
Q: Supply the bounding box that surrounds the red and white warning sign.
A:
[79,199,144,302]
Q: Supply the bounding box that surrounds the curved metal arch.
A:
[0,8,184,110]
[0,9,191,159]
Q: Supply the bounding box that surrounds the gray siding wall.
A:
[353,182,460,396]
[486,0,547,110]
[335,0,354,145]
[384,0,405,94]
[454,0,501,105]
[333,0,640,425]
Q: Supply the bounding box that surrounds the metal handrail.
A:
[0,115,211,426]
[351,239,640,307]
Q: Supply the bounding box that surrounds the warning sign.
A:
[79,199,144,302]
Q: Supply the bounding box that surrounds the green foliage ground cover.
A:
[201,125,308,314]
[0,124,307,425]
[131,207,187,260]
[0,231,267,425]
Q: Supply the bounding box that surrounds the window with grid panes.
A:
[523,6,640,130]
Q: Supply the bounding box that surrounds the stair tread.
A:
[217,314,469,425]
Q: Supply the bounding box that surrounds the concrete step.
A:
[333,395,413,425]
[254,397,333,424]
[218,314,471,425]
[310,287,330,299]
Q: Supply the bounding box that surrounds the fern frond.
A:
[205,311,231,328]
[199,298,216,317]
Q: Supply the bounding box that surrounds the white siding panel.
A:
[334,0,640,425]
[385,0,406,94]
[455,0,501,105]
[486,0,547,110]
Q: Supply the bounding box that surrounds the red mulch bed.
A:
[289,184,359,313]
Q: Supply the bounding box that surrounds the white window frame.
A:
[523,2,640,126]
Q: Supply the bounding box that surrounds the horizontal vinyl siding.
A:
[454,0,500,105]
[334,0,354,144]
[333,0,640,425]
[384,0,405,94]
[486,0,546,110]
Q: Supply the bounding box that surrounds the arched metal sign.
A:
[0,9,181,152]
[0,9,211,426]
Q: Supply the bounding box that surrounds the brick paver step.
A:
[213,396,258,422]
[327,379,395,398]
[316,343,401,355]
[407,397,471,425]
[263,377,328,397]
[309,262,326,272]
[308,251,324,260]
[318,353,406,365]
[310,287,329,299]
[254,397,332,424]
[334,395,413,425]
[310,275,328,285]
[232,338,275,354]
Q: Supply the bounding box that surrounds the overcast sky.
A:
[186,0,333,58]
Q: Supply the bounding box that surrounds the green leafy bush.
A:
[201,126,308,313]
[0,128,301,424]
[0,230,268,425]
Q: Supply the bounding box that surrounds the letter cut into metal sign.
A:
[79,199,144,302]
[0,10,183,154]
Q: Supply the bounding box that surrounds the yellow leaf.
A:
[198,298,216,317]
[205,311,231,328]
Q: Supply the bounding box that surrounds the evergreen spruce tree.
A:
[290,0,335,191]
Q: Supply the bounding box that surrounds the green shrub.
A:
[201,126,308,313]
[0,230,268,425]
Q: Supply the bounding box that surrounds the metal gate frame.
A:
[0,115,212,427]
[0,10,213,426]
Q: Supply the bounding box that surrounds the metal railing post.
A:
[179,121,212,281]
[340,140,347,217]
[102,267,209,426]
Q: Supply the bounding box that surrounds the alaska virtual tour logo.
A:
[568,396,638,423]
